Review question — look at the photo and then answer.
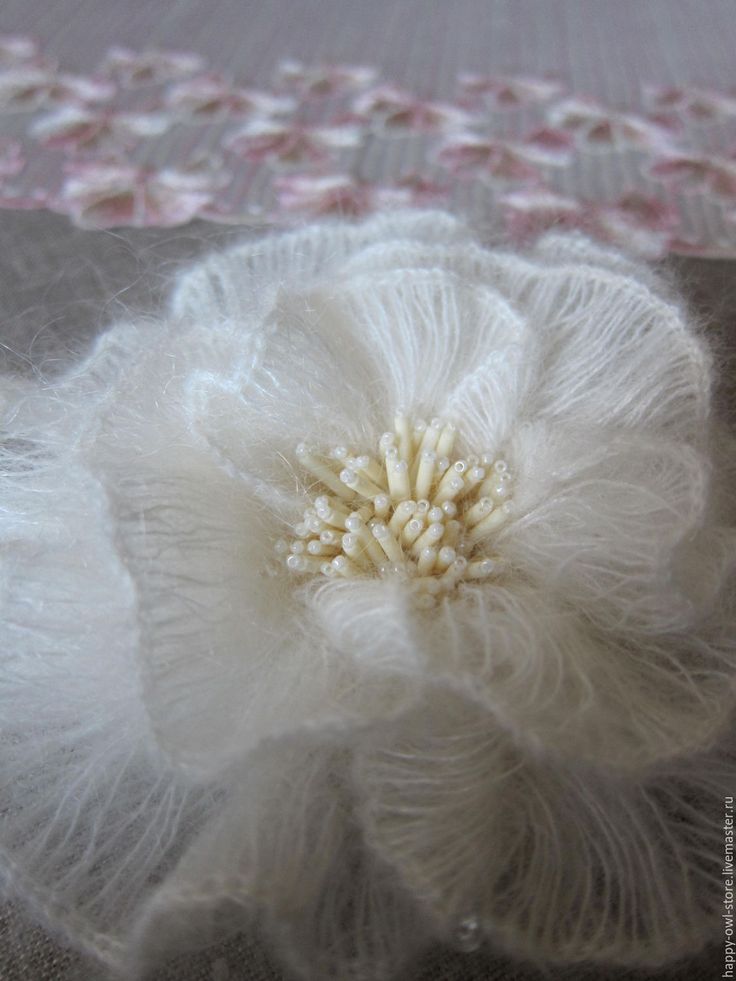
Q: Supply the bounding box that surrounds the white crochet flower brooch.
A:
[1,212,735,979]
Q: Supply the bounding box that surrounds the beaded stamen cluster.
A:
[277,413,513,600]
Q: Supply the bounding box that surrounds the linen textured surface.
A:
[1,0,736,253]
[1,210,734,980]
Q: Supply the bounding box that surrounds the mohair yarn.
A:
[1,211,734,979]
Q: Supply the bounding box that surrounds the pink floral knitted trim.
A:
[2,33,736,257]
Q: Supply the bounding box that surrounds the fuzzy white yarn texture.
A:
[1,211,736,980]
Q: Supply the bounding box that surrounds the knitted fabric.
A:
[1,211,734,979]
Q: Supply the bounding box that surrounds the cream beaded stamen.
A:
[277,413,513,597]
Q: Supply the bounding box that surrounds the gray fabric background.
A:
[4,0,736,108]
[1,1,735,978]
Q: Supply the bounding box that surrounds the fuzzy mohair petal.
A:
[530,229,673,293]
[313,570,735,770]
[170,210,474,328]
[132,736,431,981]
[356,689,735,968]
[1,211,734,978]
[333,234,711,441]
[0,454,216,968]
[181,266,534,497]
[506,429,710,627]
[516,265,711,440]
[296,269,530,433]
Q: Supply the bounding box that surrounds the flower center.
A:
[276,413,513,602]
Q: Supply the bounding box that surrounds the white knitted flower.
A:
[1,212,735,979]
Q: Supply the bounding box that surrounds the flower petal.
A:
[41,321,418,776]
[530,229,667,291]
[102,426,414,776]
[134,736,430,978]
[440,319,531,454]
[335,237,503,282]
[100,46,204,87]
[313,560,735,771]
[506,427,712,631]
[356,690,733,965]
[328,242,535,452]
[0,136,24,176]
[112,450,308,775]
[324,234,709,438]
[417,582,736,768]
[182,261,531,487]
[0,456,214,964]
[291,267,531,434]
[169,211,473,324]
[142,179,212,227]
[498,257,711,440]
[310,578,423,677]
